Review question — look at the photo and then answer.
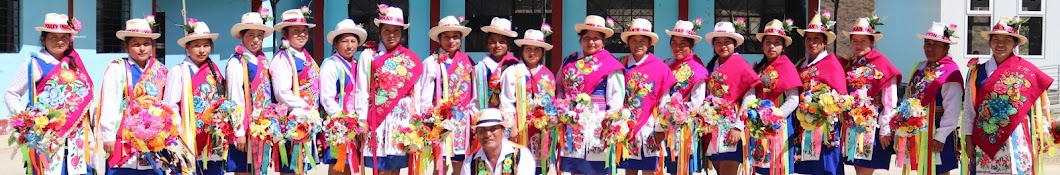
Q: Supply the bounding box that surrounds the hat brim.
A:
[620,32,659,46]
[514,39,554,51]
[327,28,369,44]
[842,31,884,41]
[917,34,958,45]
[373,19,410,29]
[231,23,275,39]
[666,30,703,43]
[116,31,161,40]
[35,27,78,34]
[797,29,837,44]
[979,31,1029,45]
[756,33,793,46]
[428,26,472,42]
[274,22,317,34]
[704,32,746,47]
[177,34,220,48]
[574,24,615,38]
[480,26,518,38]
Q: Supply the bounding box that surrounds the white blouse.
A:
[269,49,312,109]
[4,49,59,114]
[319,53,369,118]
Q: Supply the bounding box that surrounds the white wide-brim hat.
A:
[115,18,161,40]
[666,20,702,43]
[178,22,220,48]
[916,22,958,45]
[755,19,793,46]
[35,13,79,34]
[704,22,745,46]
[428,16,472,42]
[797,13,837,44]
[514,29,553,51]
[620,18,659,45]
[480,17,518,38]
[473,108,507,129]
[374,7,410,29]
[274,9,317,34]
[979,17,1029,45]
[574,15,615,38]
[841,18,884,41]
[327,19,368,44]
[231,12,275,39]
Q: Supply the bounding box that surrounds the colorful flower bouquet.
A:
[1049,120,1060,145]
[843,89,878,161]
[796,82,851,130]
[246,104,288,174]
[529,96,559,131]
[115,96,191,173]
[323,111,366,173]
[8,107,67,155]
[196,98,239,159]
[600,109,633,146]
[745,99,788,169]
[393,124,427,152]
[697,96,737,136]
[278,106,322,174]
[554,93,605,150]
[890,98,928,137]
[846,89,879,129]
[658,93,692,129]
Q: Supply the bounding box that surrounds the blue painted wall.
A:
[876,0,941,74]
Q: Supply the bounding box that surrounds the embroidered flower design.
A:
[759,65,780,93]
[707,73,730,97]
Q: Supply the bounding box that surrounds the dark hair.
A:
[239,30,248,37]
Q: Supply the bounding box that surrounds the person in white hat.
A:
[267,7,321,175]
[459,108,536,175]
[160,19,228,175]
[701,20,762,175]
[747,19,802,175]
[224,8,276,175]
[499,24,556,174]
[473,17,520,112]
[840,17,901,175]
[364,4,426,175]
[898,22,964,175]
[98,17,169,175]
[557,14,625,175]
[4,12,95,175]
[317,18,370,175]
[962,16,1053,175]
[420,15,477,175]
[792,11,847,175]
[613,18,672,175]
[660,19,711,175]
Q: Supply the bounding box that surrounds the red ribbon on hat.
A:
[43,23,74,31]
[924,32,950,41]
[585,23,605,28]
[124,29,154,34]
[438,23,462,27]
[992,24,1018,34]
[671,28,697,35]
[851,26,875,34]
[807,24,828,31]
[283,18,308,24]
[524,38,545,42]
[626,28,651,32]
[377,16,405,24]
[763,28,787,36]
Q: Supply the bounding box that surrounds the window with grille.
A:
[97,0,130,53]
[0,0,18,53]
[586,0,654,53]
[463,0,552,55]
[348,0,410,51]
[715,0,806,60]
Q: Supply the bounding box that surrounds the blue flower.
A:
[452,108,465,120]
[145,83,160,96]
[986,98,1013,119]
[760,100,774,108]
[193,97,207,113]
[39,86,65,108]
[746,110,759,120]
[75,86,89,97]
[220,100,237,112]
[199,84,213,94]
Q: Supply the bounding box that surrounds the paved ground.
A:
[2,135,1058,175]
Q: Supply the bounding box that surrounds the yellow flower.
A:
[393,55,406,62]
[577,93,591,102]
[1003,76,1017,85]
[34,116,49,128]
[397,66,408,76]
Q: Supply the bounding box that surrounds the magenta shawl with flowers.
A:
[670,54,709,100]
[846,49,901,97]
[232,45,273,136]
[558,49,623,97]
[368,45,423,131]
[970,55,1052,158]
[706,54,761,102]
[756,55,802,102]
[187,61,225,153]
[907,56,962,106]
[30,50,94,140]
[441,51,475,109]
[621,53,677,136]
[800,53,848,95]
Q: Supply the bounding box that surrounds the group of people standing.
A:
[4,3,1055,175]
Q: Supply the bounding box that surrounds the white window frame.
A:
[965,0,993,59]
[1018,0,1045,59]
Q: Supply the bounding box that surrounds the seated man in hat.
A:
[461,108,535,175]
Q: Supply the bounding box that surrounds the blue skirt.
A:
[936,134,959,174]
[449,154,466,161]
[278,142,316,173]
[226,144,250,172]
[107,168,157,175]
[618,156,658,170]
[755,114,799,175]
[794,144,845,175]
[559,157,609,174]
[363,155,409,171]
[845,129,895,169]
[196,160,227,175]
[708,140,745,162]
[322,147,337,164]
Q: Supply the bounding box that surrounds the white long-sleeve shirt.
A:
[962,59,998,136]
[419,52,451,114]
[471,55,502,111]
[319,53,369,118]
[98,57,158,169]
[877,79,898,136]
[498,63,531,114]
[5,49,59,114]
[460,141,536,175]
[225,52,262,138]
[162,58,227,161]
[269,49,311,109]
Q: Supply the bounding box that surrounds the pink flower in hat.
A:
[70,17,82,32]
[299,6,312,19]
[541,22,553,36]
[783,18,799,31]
[457,16,468,25]
[604,17,620,32]
[733,17,747,31]
[378,4,390,15]
[259,7,273,22]
[692,17,704,30]
[945,23,959,39]
[183,18,198,33]
[145,14,156,27]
